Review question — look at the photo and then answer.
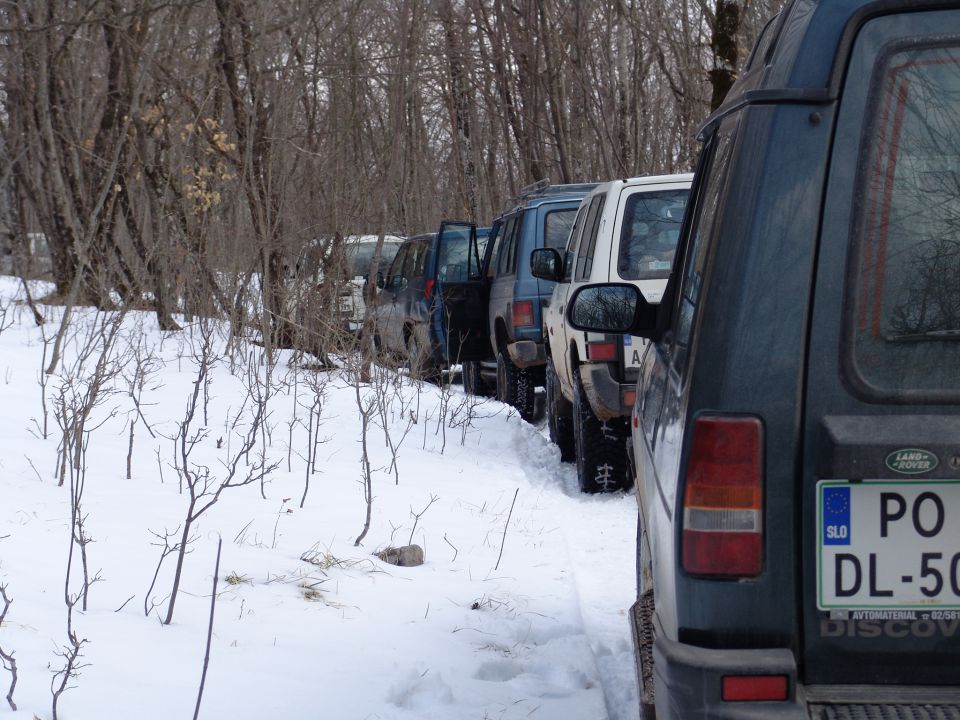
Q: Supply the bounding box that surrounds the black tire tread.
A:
[406,326,440,382]
[546,355,575,462]
[572,366,629,493]
[497,348,536,422]
[463,360,493,397]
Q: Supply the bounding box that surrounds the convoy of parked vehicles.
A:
[366,0,960,716]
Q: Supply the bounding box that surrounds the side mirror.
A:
[530,248,563,282]
[567,283,661,340]
[376,271,385,290]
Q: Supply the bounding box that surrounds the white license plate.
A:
[817,480,960,610]
[623,335,645,367]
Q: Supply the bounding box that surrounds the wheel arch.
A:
[494,317,510,352]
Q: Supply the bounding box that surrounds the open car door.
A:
[435,221,490,363]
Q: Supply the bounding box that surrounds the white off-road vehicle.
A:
[531,174,691,492]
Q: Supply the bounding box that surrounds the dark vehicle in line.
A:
[568,1,960,717]
[373,226,490,377]
[456,182,598,421]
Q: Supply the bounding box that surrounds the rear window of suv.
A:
[544,208,577,251]
[848,43,960,398]
[617,189,689,280]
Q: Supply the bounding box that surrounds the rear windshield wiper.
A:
[887,329,960,343]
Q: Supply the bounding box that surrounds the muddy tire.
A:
[496,347,535,422]
[405,326,439,382]
[463,360,493,397]
[572,366,629,493]
[546,354,575,462]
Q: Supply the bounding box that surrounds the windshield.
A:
[617,189,689,280]
[345,241,402,278]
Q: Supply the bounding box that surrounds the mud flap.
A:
[631,589,657,718]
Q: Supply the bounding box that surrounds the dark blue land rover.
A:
[569,1,960,717]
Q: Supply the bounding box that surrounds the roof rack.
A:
[517,179,550,199]
[506,179,598,208]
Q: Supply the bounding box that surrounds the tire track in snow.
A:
[511,422,642,720]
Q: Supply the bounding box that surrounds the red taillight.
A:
[586,341,617,362]
[424,278,435,299]
[622,388,636,408]
[682,415,763,577]
[512,300,534,327]
[722,675,788,702]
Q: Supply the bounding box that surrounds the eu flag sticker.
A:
[822,486,851,546]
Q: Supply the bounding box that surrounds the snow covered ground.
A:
[0,276,640,720]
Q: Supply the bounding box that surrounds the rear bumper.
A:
[507,340,546,368]
[653,637,804,720]
[653,637,960,719]
[579,362,633,421]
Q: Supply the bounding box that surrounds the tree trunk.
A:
[709,0,741,111]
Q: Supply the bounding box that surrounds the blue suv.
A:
[453,182,597,420]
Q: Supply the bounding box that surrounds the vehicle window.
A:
[575,195,606,281]
[387,244,408,289]
[346,241,402,278]
[485,222,503,278]
[848,43,960,396]
[497,214,519,276]
[413,240,430,280]
[476,229,491,269]
[437,226,481,282]
[673,125,735,373]
[402,240,428,282]
[617,189,689,281]
[544,208,577,251]
[564,204,590,281]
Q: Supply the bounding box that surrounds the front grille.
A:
[811,705,960,720]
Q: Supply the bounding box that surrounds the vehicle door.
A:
[802,10,960,686]
[400,237,431,330]
[487,212,521,346]
[560,193,606,388]
[545,201,590,392]
[434,221,490,362]
[375,242,409,352]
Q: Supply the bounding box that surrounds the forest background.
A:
[0,0,786,345]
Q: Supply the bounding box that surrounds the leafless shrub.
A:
[50,612,87,720]
[123,329,160,480]
[192,538,222,720]
[53,480,94,720]
[52,312,127,611]
[370,360,416,486]
[0,299,13,338]
[351,375,378,548]
[408,494,439,546]
[161,323,279,625]
[143,527,182,619]
[0,585,18,711]
[31,325,53,440]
